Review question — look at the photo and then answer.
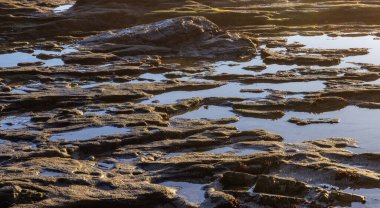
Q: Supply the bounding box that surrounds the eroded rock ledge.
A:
[2,0,380,208]
[80,16,257,59]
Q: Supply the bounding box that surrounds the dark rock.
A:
[17,61,44,67]
[36,53,60,60]
[62,51,120,65]
[288,117,340,126]
[0,85,12,92]
[254,175,309,197]
[81,16,256,59]
[242,65,267,72]
[261,48,341,66]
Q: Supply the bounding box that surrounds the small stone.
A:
[87,156,96,161]
[36,53,60,60]
[17,61,44,67]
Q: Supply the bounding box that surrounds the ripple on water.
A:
[50,126,131,141]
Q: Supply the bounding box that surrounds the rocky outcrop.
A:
[80,16,256,59]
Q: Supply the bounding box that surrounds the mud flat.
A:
[2,0,380,207]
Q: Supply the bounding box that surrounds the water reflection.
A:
[142,81,324,104]
[53,4,74,13]
[175,105,380,153]
[287,35,380,65]
[0,47,77,68]
[160,181,206,204]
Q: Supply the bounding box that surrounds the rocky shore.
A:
[1,0,380,207]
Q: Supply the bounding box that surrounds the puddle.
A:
[39,170,65,177]
[343,188,380,207]
[80,82,117,89]
[286,94,305,99]
[0,52,44,67]
[205,146,264,156]
[84,106,120,115]
[233,106,380,153]
[79,74,167,88]
[11,83,43,94]
[364,78,380,85]
[0,139,37,150]
[212,35,378,73]
[116,157,137,164]
[0,47,77,68]
[160,151,188,159]
[251,81,325,93]
[247,184,256,193]
[143,80,324,104]
[287,35,380,65]
[160,146,263,158]
[12,86,39,93]
[213,57,297,75]
[177,76,214,83]
[0,116,31,130]
[96,161,115,171]
[50,126,131,141]
[176,105,380,153]
[84,109,108,115]
[141,83,269,104]
[159,181,206,204]
[53,4,74,13]
[173,105,236,120]
[139,73,167,82]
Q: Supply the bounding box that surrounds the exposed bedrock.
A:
[6,0,380,40]
[79,16,257,59]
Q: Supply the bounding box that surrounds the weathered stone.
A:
[81,16,257,59]
[288,117,340,126]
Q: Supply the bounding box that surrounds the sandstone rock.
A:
[17,61,44,67]
[80,16,256,59]
[62,51,120,65]
[288,117,340,126]
[233,108,285,120]
[261,48,341,66]
[242,65,267,72]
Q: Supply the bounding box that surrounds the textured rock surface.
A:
[2,0,380,207]
[80,16,257,59]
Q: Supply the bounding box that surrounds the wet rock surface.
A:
[80,16,257,59]
[2,0,380,207]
